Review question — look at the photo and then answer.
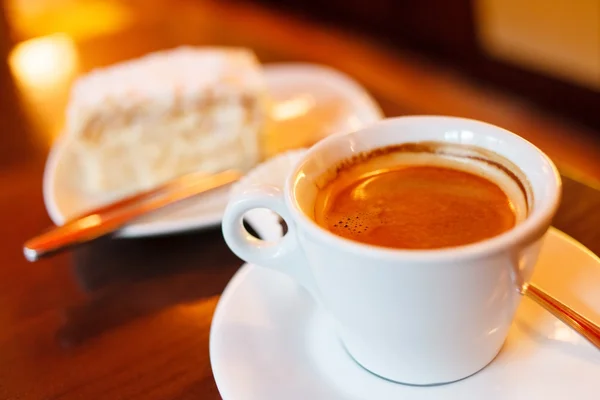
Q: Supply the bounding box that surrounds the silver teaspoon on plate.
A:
[23,169,242,261]
[522,283,600,349]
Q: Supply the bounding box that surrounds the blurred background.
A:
[1,0,599,176]
[262,0,600,126]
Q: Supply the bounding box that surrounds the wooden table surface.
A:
[1,1,600,399]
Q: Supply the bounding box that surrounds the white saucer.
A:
[43,63,383,238]
[210,226,600,400]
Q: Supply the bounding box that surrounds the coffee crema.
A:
[313,142,529,250]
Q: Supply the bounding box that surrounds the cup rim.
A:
[285,116,562,263]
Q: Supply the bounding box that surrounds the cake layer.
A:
[64,47,267,195]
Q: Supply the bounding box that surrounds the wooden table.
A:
[1,1,599,398]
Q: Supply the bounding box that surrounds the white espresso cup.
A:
[222,116,561,385]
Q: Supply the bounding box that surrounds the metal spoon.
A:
[23,169,242,261]
[523,283,600,349]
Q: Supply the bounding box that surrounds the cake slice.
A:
[65,46,267,196]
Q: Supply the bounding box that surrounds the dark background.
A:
[252,0,600,130]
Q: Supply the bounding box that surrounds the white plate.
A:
[43,63,384,237]
[210,227,600,400]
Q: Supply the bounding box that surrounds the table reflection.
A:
[57,219,263,348]
[58,228,239,347]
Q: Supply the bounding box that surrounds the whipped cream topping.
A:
[66,46,264,135]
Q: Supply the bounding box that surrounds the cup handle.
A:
[222,185,319,300]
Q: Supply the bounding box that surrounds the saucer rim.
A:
[209,226,600,400]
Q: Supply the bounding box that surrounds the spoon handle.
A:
[23,169,241,262]
[525,283,600,350]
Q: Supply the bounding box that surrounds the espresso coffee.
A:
[314,143,529,250]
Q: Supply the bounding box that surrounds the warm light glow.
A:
[8,33,80,145]
[7,0,133,40]
[272,95,315,121]
[351,176,377,200]
[9,33,78,92]
[76,215,103,230]
[549,320,583,344]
